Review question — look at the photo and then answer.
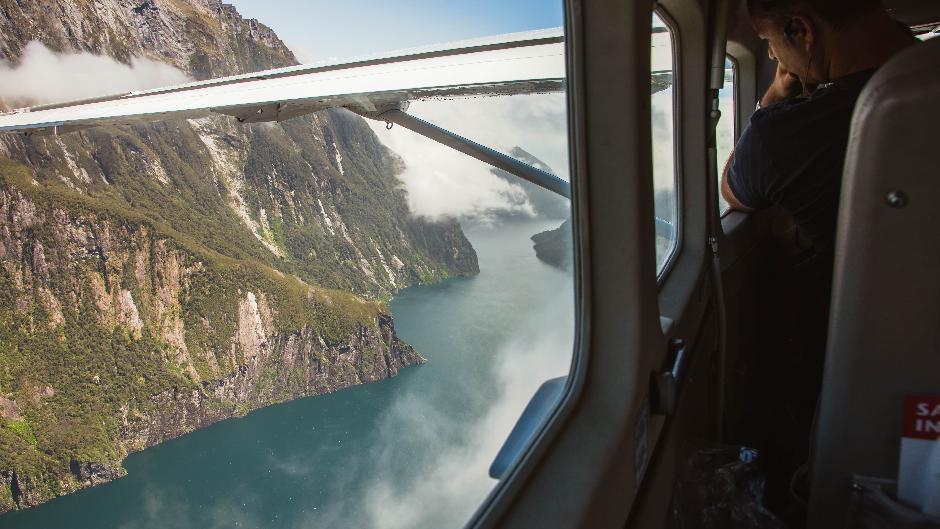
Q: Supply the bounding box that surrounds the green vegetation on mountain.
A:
[0,155,396,506]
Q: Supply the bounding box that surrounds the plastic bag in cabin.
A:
[669,444,788,529]
[846,475,940,529]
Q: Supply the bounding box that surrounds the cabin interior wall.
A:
[625,0,722,525]
[626,311,718,528]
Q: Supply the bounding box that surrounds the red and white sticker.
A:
[902,394,940,440]
[899,394,940,509]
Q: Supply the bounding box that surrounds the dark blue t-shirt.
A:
[727,68,876,259]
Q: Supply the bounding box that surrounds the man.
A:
[721,2,917,517]
[722,0,915,265]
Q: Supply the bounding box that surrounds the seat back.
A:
[809,38,940,528]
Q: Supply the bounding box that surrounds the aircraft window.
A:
[653,12,678,273]
[0,2,574,529]
[717,57,737,214]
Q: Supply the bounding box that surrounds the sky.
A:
[227,0,565,63]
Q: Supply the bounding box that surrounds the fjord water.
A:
[0,220,574,529]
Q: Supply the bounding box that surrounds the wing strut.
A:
[352,107,571,199]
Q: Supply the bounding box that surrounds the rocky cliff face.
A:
[531,218,573,271]
[0,0,478,513]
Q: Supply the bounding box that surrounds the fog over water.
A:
[340,221,574,529]
[0,220,574,529]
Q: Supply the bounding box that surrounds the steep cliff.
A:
[531,218,573,271]
[0,0,478,512]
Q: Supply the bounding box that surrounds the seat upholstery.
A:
[808,38,940,528]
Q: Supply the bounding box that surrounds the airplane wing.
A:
[0,28,568,136]
[0,27,673,199]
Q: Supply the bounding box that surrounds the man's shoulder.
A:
[751,97,814,127]
[751,77,870,132]
[747,94,844,149]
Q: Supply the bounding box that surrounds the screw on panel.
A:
[885,190,909,208]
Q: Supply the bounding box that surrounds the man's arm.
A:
[721,63,803,212]
[721,152,754,212]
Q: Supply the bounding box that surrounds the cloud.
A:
[0,41,191,106]
[267,452,317,477]
[114,480,264,529]
[366,94,569,222]
[716,89,736,164]
[716,89,736,212]
[117,485,195,529]
[282,37,321,64]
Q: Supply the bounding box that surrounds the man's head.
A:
[747,0,884,84]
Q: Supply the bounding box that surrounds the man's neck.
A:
[824,11,915,81]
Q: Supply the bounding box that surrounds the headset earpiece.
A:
[784,20,798,42]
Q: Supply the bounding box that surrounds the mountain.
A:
[531,217,573,271]
[490,147,570,221]
[0,0,478,512]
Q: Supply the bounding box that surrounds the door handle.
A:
[652,338,687,416]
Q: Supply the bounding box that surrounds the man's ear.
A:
[785,15,815,52]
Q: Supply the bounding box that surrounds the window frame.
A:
[717,54,740,218]
[655,0,710,329]
[655,7,685,283]
[720,39,761,240]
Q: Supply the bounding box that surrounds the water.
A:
[0,220,574,529]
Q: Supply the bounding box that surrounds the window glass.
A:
[717,57,737,214]
[0,2,574,529]
[652,12,678,273]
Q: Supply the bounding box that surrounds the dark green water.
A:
[0,220,573,529]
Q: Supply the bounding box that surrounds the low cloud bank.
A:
[0,41,191,106]
[366,94,569,223]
